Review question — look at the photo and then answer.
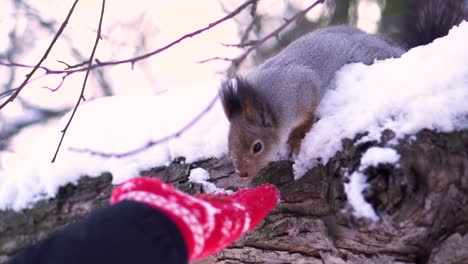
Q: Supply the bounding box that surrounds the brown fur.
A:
[287,111,316,156]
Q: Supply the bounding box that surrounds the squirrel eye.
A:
[252,141,263,154]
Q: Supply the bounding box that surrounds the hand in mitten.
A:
[110,177,279,261]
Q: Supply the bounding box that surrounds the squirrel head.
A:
[220,77,280,177]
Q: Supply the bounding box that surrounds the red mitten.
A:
[110,177,279,261]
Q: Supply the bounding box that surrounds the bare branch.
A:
[59,0,256,70]
[196,56,233,64]
[217,0,260,49]
[0,88,19,100]
[0,61,55,73]
[68,94,220,158]
[0,0,257,99]
[218,39,259,48]
[0,61,74,92]
[51,0,106,163]
[199,0,325,76]
[228,0,324,75]
[57,59,89,70]
[43,74,70,92]
[0,0,79,110]
[239,0,260,46]
[25,2,113,96]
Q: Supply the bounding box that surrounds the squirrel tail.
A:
[400,0,467,49]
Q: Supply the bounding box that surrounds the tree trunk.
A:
[1,129,467,264]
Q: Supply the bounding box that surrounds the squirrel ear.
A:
[243,101,257,123]
[220,76,276,127]
[244,100,275,128]
[219,78,242,120]
[236,77,277,128]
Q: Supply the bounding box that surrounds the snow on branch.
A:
[68,94,220,158]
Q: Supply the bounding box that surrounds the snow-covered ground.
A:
[0,22,467,212]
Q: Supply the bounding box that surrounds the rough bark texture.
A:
[1,129,467,264]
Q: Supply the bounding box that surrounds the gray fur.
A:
[244,26,405,137]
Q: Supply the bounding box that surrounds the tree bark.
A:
[1,129,467,264]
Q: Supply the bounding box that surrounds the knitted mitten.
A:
[111,177,279,261]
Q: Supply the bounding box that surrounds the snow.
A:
[0,85,229,210]
[293,21,468,177]
[344,147,400,220]
[1,22,468,211]
[344,172,379,221]
[359,147,400,170]
[188,168,233,194]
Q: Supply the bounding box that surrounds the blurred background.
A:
[0,0,415,168]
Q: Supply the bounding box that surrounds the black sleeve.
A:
[9,201,188,264]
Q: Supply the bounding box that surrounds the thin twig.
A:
[57,59,89,70]
[202,0,325,76]
[228,0,324,75]
[26,2,113,96]
[52,0,106,162]
[239,0,259,45]
[196,56,233,64]
[0,0,79,110]
[68,93,220,158]
[218,39,259,48]
[0,88,19,100]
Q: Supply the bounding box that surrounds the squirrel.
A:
[220,0,467,177]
